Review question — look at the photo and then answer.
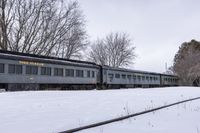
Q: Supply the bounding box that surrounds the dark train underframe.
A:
[0,83,177,91]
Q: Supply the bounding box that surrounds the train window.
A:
[122,74,126,79]
[150,77,152,81]
[46,67,51,75]
[146,76,149,80]
[58,68,63,76]
[127,75,131,79]
[8,64,15,74]
[16,65,22,74]
[41,67,45,75]
[87,70,90,78]
[8,64,22,74]
[54,68,63,76]
[115,74,120,78]
[26,66,31,74]
[41,67,51,76]
[65,69,74,77]
[76,70,84,77]
[108,73,114,78]
[133,75,136,80]
[142,76,145,81]
[0,63,4,73]
[26,66,38,75]
[92,71,95,78]
[32,66,38,75]
[137,75,141,81]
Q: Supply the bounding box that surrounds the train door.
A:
[108,73,114,83]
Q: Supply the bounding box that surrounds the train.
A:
[0,50,179,91]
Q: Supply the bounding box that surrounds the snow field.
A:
[0,87,200,133]
[79,98,200,133]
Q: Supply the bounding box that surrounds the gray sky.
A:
[78,0,200,73]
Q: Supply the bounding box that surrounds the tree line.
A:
[0,0,135,68]
[0,0,88,59]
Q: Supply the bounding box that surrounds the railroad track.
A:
[59,96,200,133]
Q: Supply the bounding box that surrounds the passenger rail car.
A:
[0,50,178,91]
[0,50,100,91]
[102,66,178,89]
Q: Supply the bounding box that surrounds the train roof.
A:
[103,66,177,77]
[0,50,99,68]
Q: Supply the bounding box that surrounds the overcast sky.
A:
[78,0,200,73]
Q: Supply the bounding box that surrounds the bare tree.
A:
[53,22,88,59]
[164,66,174,75]
[88,32,135,67]
[88,39,108,65]
[173,40,200,86]
[0,0,15,50]
[188,64,200,86]
[0,0,87,59]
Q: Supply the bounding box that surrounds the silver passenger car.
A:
[0,50,100,91]
[102,66,178,88]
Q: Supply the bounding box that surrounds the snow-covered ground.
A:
[80,97,200,133]
[0,87,200,133]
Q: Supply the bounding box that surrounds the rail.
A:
[59,96,200,133]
